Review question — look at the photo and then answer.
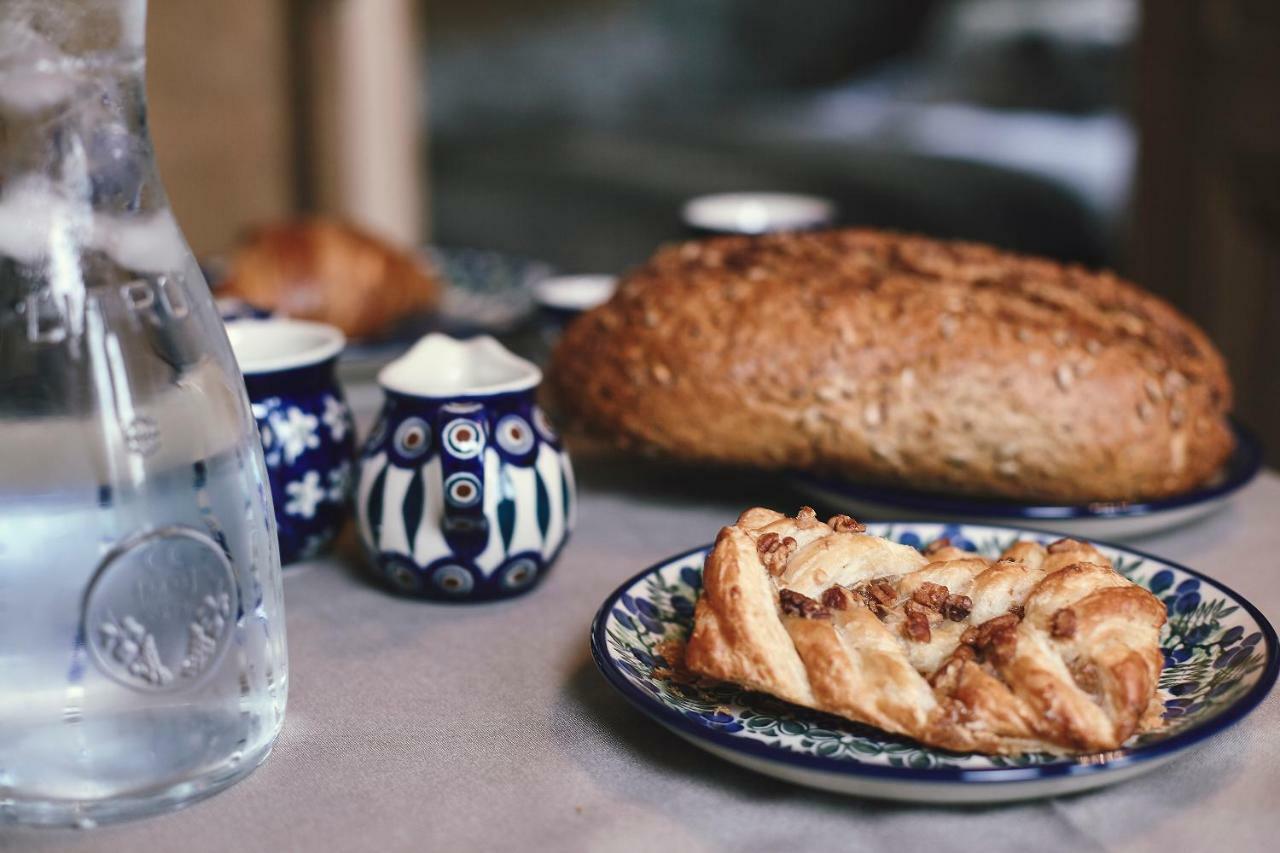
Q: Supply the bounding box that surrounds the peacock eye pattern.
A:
[443,418,485,460]
[444,472,483,508]
[495,414,535,457]
[357,396,576,601]
[392,417,432,460]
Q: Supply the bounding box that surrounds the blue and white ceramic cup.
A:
[356,334,576,601]
[228,319,355,564]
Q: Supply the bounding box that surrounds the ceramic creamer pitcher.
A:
[357,335,575,600]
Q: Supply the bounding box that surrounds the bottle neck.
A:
[0,1,175,271]
[0,0,147,74]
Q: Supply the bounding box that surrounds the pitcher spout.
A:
[378,333,542,399]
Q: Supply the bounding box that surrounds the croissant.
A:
[685,507,1167,754]
[222,219,442,340]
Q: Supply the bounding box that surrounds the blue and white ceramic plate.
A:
[423,245,551,338]
[590,522,1278,803]
[790,422,1263,541]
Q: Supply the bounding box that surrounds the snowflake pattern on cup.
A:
[247,387,356,564]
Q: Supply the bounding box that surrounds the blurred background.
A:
[146,0,1278,464]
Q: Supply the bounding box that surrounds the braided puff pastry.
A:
[685,508,1167,755]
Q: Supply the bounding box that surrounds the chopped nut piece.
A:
[863,580,897,607]
[1008,604,1025,619]
[757,532,798,575]
[960,626,980,646]
[853,579,898,618]
[779,589,830,620]
[821,586,855,610]
[923,537,951,556]
[827,514,866,533]
[979,612,1019,636]
[912,581,950,610]
[972,614,1020,664]
[1051,608,1077,639]
[904,609,932,643]
[942,593,973,622]
[796,506,817,521]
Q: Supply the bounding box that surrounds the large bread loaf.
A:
[550,229,1233,502]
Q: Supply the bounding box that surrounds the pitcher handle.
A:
[436,402,489,547]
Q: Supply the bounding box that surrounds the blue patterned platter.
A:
[790,422,1263,541]
[590,522,1278,803]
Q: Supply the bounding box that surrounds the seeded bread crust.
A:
[550,229,1234,502]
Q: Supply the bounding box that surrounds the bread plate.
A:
[590,522,1277,803]
[788,421,1262,540]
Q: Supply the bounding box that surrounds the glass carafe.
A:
[0,0,287,826]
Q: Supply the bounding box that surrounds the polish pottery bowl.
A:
[681,191,837,236]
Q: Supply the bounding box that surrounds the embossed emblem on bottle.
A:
[82,526,239,692]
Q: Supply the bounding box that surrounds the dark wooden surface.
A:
[1135,0,1280,466]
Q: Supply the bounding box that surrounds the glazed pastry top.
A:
[685,507,1167,755]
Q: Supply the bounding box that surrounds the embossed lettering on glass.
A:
[0,0,287,826]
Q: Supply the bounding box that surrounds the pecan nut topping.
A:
[976,613,1020,637]
[972,613,1019,664]
[859,579,897,607]
[821,585,855,611]
[911,581,950,610]
[756,532,798,576]
[1051,607,1077,639]
[903,608,932,643]
[942,593,972,622]
[827,514,866,533]
[923,537,952,556]
[779,589,830,619]
[796,506,818,521]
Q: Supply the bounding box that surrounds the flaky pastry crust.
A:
[685,507,1167,755]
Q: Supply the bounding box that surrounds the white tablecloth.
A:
[6,390,1279,852]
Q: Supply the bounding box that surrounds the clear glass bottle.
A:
[0,0,287,826]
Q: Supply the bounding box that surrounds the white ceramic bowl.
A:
[682,192,836,234]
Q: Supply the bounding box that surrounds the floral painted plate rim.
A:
[590,522,1279,786]
[789,420,1262,522]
